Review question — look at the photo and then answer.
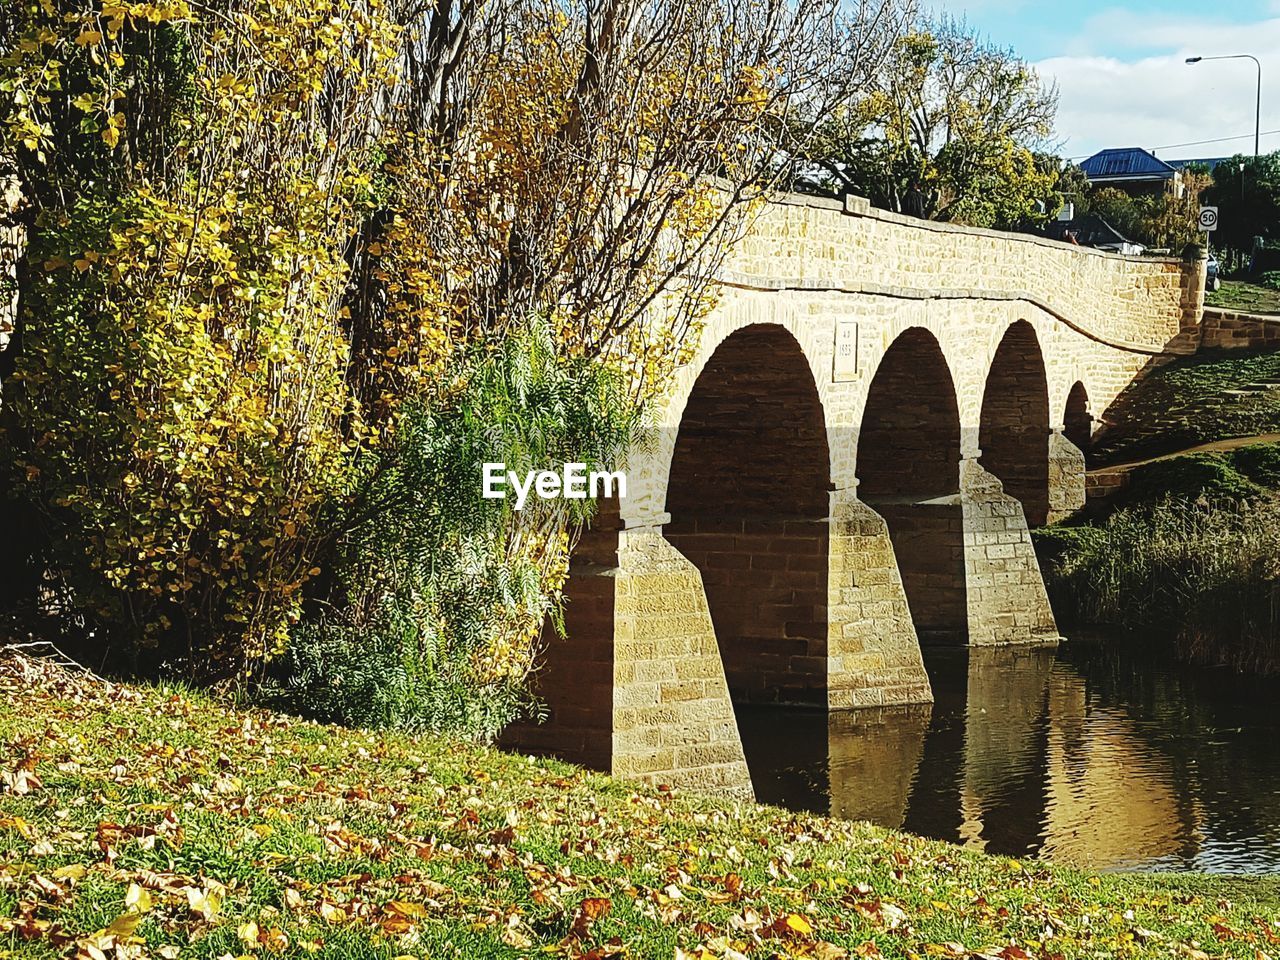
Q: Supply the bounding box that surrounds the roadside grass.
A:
[1205,280,1280,316]
[5,654,1280,959]
[1092,350,1280,466]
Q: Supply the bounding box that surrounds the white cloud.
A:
[1036,13,1280,159]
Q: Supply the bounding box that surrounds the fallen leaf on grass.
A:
[186,884,222,921]
[125,882,152,913]
[2,767,42,795]
[785,914,813,936]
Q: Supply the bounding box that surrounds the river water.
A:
[736,641,1280,873]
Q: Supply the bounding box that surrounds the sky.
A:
[931,0,1280,162]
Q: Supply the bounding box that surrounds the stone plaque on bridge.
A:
[833,320,859,381]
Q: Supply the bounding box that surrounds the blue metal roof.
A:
[1080,147,1178,181]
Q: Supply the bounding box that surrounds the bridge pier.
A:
[506,510,756,798]
[959,457,1060,647]
[828,491,933,707]
[509,488,941,796]
[1047,429,1087,523]
[611,524,754,796]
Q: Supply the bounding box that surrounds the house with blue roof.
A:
[1078,147,1184,198]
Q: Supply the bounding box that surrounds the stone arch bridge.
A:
[507,191,1206,798]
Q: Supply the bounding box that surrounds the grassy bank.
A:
[1206,279,1280,316]
[1092,351,1280,466]
[4,651,1280,959]
[1039,442,1280,673]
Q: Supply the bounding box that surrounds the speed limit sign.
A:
[1199,206,1220,231]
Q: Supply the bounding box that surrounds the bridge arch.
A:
[856,327,967,646]
[664,323,832,706]
[979,320,1051,526]
[1063,381,1093,453]
[503,190,1199,795]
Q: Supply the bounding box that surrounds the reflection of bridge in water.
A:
[737,644,1280,873]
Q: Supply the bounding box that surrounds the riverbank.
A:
[1091,349,1280,467]
[1037,496,1280,674]
[1037,436,1280,673]
[1037,339,1280,673]
[4,649,1280,959]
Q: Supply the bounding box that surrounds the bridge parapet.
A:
[723,192,1204,355]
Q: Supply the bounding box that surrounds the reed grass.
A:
[1040,498,1280,673]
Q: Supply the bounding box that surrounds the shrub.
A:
[267,323,637,739]
[0,0,396,677]
[267,624,532,740]
[1031,524,1105,568]
[1042,498,1280,673]
[1231,442,1280,488]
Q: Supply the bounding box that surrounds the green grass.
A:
[1093,351,1280,465]
[1205,279,1280,316]
[1124,451,1263,504]
[4,653,1280,959]
[1116,442,1280,506]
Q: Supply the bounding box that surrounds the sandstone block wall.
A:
[1047,431,1087,523]
[724,193,1203,355]
[500,507,620,772]
[1198,308,1280,351]
[611,526,753,796]
[663,323,832,707]
[959,459,1059,647]
[667,516,828,705]
[826,493,932,708]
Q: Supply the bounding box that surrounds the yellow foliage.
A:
[2,0,400,670]
[2,0,798,684]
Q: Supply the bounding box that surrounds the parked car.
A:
[1205,252,1220,292]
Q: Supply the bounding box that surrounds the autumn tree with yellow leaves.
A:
[0,0,905,729]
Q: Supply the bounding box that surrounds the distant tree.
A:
[1144,168,1212,251]
[1203,153,1280,269]
[789,16,1059,228]
[1086,188,1137,238]
[1054,162,1092,216]
[1086,173,1210,252]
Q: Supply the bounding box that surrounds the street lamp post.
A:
[1185,54,1262,157]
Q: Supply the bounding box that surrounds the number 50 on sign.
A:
[1198,206,1219,231]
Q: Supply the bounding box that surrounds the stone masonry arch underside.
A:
[1064,382,1092,454]
[857,328,967,646]
[503,189,1206,796]
[980,320,1051,528]
[665,324,832,707]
